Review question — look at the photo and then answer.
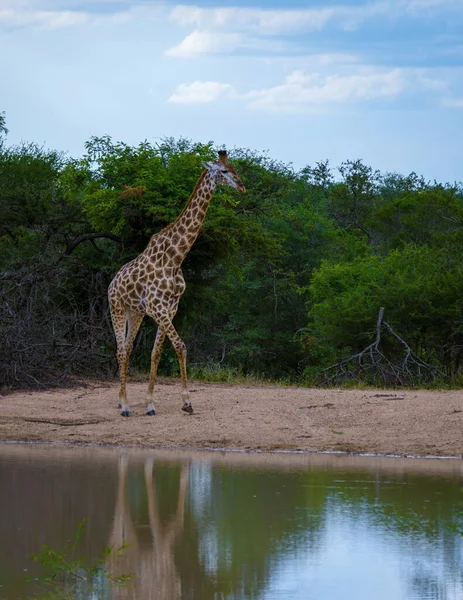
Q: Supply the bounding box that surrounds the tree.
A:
[307,244,463,379]
[0,111,7,138]
[2,126,463,389]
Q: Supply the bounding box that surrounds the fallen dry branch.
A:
[319,307,446,387]
[22,417,106,426]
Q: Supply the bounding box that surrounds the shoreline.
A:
[1,438,462,461]
[0,380,462,458]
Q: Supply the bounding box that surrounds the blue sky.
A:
[1,0,462,182]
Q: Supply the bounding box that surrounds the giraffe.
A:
[108,150,246,417]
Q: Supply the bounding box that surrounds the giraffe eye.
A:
[221,169,228,174]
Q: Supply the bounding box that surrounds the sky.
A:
[0,0,462,182]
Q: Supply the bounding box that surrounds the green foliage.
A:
[308,244,463,373]
[0,142,65,242]
[0,111,7,138]
[77,136,215,241]
[1,129,462,389]
[372,177,463,252]
[27,519,131,600]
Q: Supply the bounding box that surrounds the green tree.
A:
[307,244,463,377]
[0,111,7,138]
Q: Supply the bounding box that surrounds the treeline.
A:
[1,116,462,389]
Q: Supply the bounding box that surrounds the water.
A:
[0,444,462,600]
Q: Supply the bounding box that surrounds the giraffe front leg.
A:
[146,328,166,416]
[154,313,193,414]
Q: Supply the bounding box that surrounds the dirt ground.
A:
[0,379,462,457]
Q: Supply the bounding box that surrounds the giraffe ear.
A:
[201,161,214,170]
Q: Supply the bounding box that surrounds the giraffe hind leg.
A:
[110,302,129,413]
[119,312,143,416]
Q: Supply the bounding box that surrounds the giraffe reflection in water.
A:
[107,455,189,599]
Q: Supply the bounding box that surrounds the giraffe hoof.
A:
[146,409,156,416]
[181,402,193,414]
[117,403,122,409]
[121,410,130,417]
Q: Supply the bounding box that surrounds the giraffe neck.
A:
[160,170,216,262]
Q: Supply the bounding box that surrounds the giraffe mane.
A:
[158,169,209,236]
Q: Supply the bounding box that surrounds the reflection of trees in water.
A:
[323,472,463,600]
[1,447,462,600]
[0,453,116,600]
[107,459,329,600]
[178,466,329,599]
[106,458,462,600]
[182,465,462,600]
[404,525,463,600]
[409,558,463,600]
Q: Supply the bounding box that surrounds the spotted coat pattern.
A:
[108,151,246,416]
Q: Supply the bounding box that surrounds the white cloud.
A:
[165,27,287,57]
[169,1,461,36]
[169,5,355,35]
[169,5,203,26]
[0,8,89,28]
[167,1,463,58]
[416,73,448,90]
[168,69,409,111]
[166,8,334,57]
[245,69,405,113]
[259,53,359,71]
[168,81,235,104]
[442,97,463,108]
[0,2,163,30]
[404,0,460,10]
[165,30,243,57]
[165,4,373,60]
[4,0,460,34]
[307,53,358,66]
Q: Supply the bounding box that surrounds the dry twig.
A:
[319,307,446,387]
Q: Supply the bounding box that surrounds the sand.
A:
[0,379,461,458]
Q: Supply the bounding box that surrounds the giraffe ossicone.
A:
[108,150,246,416]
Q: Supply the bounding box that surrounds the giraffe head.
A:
[202,150,246,193]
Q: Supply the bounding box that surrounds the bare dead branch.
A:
[60,232,122,260]
[318,307,446,388]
